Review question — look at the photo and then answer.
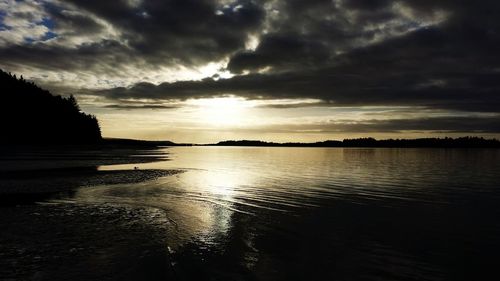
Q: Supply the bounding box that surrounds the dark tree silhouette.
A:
[214,137,500,148]
[0,69,102,144]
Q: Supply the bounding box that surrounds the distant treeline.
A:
[103,138,191,147]
[0,69,102,144]
[213,137,500,148]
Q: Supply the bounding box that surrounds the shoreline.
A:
[0,168,182,205]
[0,144,170,172]
[0,146,181,280]
[0,146,180,204]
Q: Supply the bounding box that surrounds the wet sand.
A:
[0,168,180,205]
[0,146,181,280]
[0,203,176,281]
[0,145,180,201]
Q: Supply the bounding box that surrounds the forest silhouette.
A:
[0,69,101,144]
[214,137,500,148]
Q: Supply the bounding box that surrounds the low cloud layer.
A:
[267,116,500,134]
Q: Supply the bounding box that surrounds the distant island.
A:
[211,137,500,148]
[0,69,101,144]
[102,138,191,147]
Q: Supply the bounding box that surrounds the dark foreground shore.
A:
[0,146,182,280]
[0,203,176,281]
[0,145,181,203]
[0,168,180,205]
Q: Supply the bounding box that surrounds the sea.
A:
[2,146,500,281]
[89,147,500,280]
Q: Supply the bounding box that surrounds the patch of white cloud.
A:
[361,3,450,45]
[245,34,260,51]
[0,0,122,48]
[336,1,450,51]
[197,60,235,80]
[0,0,50,45]
[126,0,143,9]
[13,59,237,98]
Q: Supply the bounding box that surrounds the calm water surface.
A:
[78,147,500,280]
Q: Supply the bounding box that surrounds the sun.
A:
[188,96,254,127]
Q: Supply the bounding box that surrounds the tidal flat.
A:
[0,146,181,280]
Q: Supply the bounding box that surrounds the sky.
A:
[1,0,499,143]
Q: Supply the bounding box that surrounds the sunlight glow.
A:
[187,97,255,127]
[197,61,234,80]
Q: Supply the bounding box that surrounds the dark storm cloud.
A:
[227,0,396,73]
[0,0,265,71]
[227,0,500,73]
[227,34,332,74]
[47,6,104,36]
[343,0,391,11]
[64,0,263,65]
[229,0,500,75]
[0,40,131,72]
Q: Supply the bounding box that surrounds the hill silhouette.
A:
[213,137,500,148]
[0,69,101,144]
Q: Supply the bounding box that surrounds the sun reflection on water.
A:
[79,150,260,249]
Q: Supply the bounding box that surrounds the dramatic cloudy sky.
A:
[1,0,499,142]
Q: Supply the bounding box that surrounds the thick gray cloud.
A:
[0,0,265,72]
[228,0,402,73]
[96,59,500,113]
[62,0,264,65]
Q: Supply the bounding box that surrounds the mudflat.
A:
[0,146,181,281]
